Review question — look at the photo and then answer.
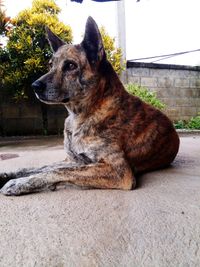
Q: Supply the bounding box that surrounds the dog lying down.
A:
[0,17,179,196]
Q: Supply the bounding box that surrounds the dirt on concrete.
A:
[0,135,200,267]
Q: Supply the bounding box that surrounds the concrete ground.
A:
[0,135,200,267]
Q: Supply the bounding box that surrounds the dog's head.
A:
[32,17,109,110]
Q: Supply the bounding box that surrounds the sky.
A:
[4,0,200,66]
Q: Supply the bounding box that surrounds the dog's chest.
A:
[64,116,96,163]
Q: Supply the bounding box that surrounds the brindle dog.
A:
[0,17,179,196]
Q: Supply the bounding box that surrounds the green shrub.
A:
[100,27,124,76]
[186,114,200,129]
[174,120,186,129]
[174,113,200,129]
[125,83,165,110]
[0,0,72,101]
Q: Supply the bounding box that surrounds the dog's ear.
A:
[81,17,106,65]
[46,26,65,53]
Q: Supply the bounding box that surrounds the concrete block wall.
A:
[1,62,200,136]
[126,62,200,121]
[0,100,67,136]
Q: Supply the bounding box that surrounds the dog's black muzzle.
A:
[32,80,46,95]
[31,80,47,101]
[32,80,70,104]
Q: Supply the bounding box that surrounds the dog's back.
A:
[119,92,179,173]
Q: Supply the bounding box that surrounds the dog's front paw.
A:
[0,178,28,196]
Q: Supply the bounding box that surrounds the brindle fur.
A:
[0,17,179,196]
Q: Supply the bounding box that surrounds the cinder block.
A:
[158,98,177,107]
[141,77,158,88]
[151,69,191,78]
[157,77,174,88]
[174,98,200,107]
[2,104,20,119]
[189,78,200,88]
[172,88,182,97]
[149,68,173,77]
[155,87,184,98]
[180,107,198,116]
[131,67,150,77]
[159,97,174,108]
[164,108,180,121]
[19,103,42,118]
[174,70,191,78]
[126,69,132,78]
[128,76,141,85]
[174,78,189,88]
[189,70,200,78]
[2,118,43,135]
[182,89,200,98]
[154,88,172,98]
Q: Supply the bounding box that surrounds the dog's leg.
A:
[0,161,79,188]
[0,159,135,196]
[0,168,39,188]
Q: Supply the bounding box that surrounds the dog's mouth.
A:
[35,92,70,104]
[62,98,70,103]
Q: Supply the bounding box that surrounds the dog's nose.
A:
[31,80,46,93]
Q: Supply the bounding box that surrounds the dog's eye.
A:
[62,61,77,72]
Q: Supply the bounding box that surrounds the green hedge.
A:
[125,83,165,110]
[174,114,200,129]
